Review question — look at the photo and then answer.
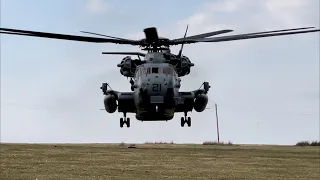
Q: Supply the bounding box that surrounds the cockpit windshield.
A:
[137,66,175,76]
[152,67,158,73]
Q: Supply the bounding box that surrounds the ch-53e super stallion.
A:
[1,25,319,128]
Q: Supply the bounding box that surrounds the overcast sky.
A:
[1,0,319,145]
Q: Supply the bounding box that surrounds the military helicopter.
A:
[0,25,319,128]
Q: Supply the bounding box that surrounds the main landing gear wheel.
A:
[181,117,185,127]
[187,117,191,127]
[120,113,130,128]
[181,112,191,127]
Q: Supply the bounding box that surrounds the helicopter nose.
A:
[143,75,173,95]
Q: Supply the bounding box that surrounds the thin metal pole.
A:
[215,103,220,143]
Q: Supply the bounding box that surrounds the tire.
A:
[181,117,185,127]
[127,118,130,128]
[187,117,191,127]
[120,118,124,128]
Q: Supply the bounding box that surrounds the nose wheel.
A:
[181,112,191,127]
[120,112,130,128]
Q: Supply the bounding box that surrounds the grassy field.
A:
[1,143,319,180]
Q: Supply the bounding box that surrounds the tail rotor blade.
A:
[178,25,189,57]
[143,27,159,43]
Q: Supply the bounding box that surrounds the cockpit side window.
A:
[162,67,171,75]
[139,67,150,75]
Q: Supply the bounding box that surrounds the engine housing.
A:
[103,94,117,113]
[119,56,135,77]
[193,93,208,112]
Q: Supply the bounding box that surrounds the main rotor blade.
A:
[80,31,135,41]
[0,28,141,45]
[185,28,320,43]
[102,52,146,56]
[173,29,233,42]
[243,27,315,36]
[0,31,34,36]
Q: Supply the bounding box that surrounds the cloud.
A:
[265,0,320,27]
[85,0,110,14]
[175,0,319,34]
[204,0,249,13]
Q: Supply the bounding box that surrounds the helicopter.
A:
[0,25,319,128]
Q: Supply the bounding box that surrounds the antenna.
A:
[177,25,189,58]
[215,103,220,143]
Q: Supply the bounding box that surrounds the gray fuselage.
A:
[133,62,180,120]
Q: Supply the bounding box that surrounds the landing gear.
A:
[130,78,135,91]
[120,112,130,128]
[181,112,191,127]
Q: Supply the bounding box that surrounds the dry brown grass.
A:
[144,141,175,144]
[1,143,319,180]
